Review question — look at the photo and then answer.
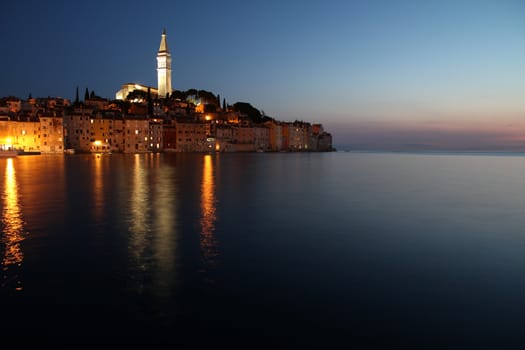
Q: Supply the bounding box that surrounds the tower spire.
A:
[159,28,169,53]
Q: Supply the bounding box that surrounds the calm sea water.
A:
[2,152,525,345]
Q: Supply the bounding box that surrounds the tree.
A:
[222,98,226,111]
[217,94,220,107]
[186,88,198,97]
[147,88,153,116]
[232,102,263,123]
[171,90,185,100]
[204,104,216,113]
[198,90,218,105]
[126,89,148,102]
[28,92,32,100]
[90,90,95,99]
[74,87,79,104]
[84,88,89,101]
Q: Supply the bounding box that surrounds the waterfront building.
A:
[254,126,270,151]
[231,126,255,152]
[281,123,290,150]
[266,121,283,152]
[0,115,40,152]
[148,119,163,152]
[162,120,177,151]
[89,112,115,153]
[12,116,41,152]
[215,125,233,152]
[288,122,310,151]
[63,106,94,152]
[38,112,64,153]
[123,116,150,153]
[317,132,333,151]
[175,120,213,152]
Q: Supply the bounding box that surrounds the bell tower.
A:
[157,29,172,98]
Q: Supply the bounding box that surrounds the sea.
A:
[2,151,525,347]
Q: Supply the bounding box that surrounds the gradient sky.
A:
[1,0,524,149]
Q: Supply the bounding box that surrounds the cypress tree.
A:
[217,94,220,107]
[90,90,95,99]
[84,88,89,101]
[147,87,153,116]
[75,87,79,104]
[223,98,226,111]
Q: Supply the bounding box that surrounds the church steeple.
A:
[157,29,172,98]
[159,28,169,53]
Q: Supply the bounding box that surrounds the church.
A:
[115,29,172,100]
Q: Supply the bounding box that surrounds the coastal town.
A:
[0,30,333,155]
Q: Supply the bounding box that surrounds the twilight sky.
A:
[1,0,524,149]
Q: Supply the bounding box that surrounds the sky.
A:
[1,0,524,150]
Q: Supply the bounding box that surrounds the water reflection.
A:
[93,154,104,221]
[1,158,26,291]
[200,154,218,278]
[128,154,151,293]
[152,155,177,296]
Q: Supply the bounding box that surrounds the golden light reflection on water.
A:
[1,158,26,291]
[93,154,104,220]
[128,154,150,293]
[200,155,218,276]
[152,155,177,296]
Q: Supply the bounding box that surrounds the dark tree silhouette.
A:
[126,89,148,101]
[84,88,89,101]
[232,102,263,123]
[171,90,185,100]
[147,88,153,115]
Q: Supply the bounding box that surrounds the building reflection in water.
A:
[1,158,26,292]
[152,153,177,296]
[200,154,219,279]
[128,154,150,294]
[127,154,180,297]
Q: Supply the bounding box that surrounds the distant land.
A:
[0,30,333,155]
[0,92,334,155]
